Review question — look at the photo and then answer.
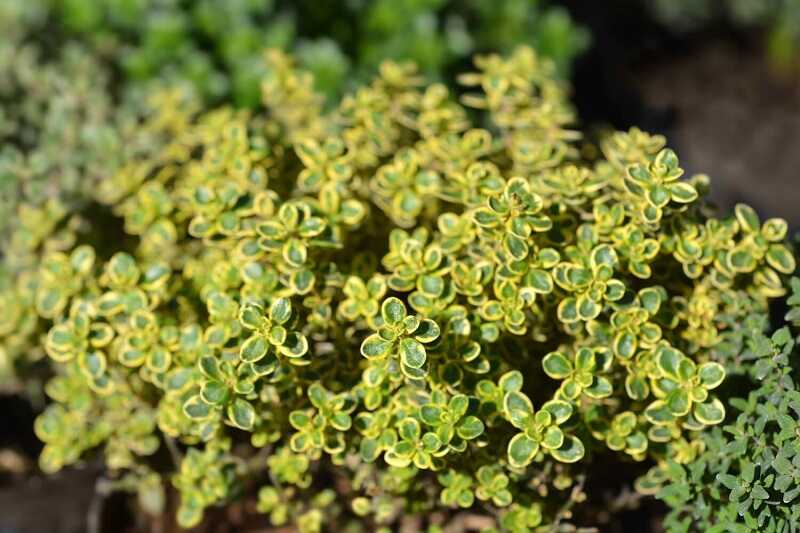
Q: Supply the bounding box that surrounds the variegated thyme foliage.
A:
[5,47,796,530]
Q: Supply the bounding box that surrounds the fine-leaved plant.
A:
[2,45,796,531]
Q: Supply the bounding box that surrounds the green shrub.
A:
[48,0,588,106]
[4,46,797,530]
[0,2,199,265]
[0,2,111,257]
[0,0,586,263]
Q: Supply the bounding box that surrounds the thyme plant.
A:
[0,2,196,390]
[3,46,796,530]
[642,277,800,532]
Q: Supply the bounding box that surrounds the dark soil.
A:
[0,466,97,533]
[636,42,800,229]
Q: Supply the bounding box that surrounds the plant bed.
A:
[2,2,800,533]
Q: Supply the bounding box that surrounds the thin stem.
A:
[87,476,113,533]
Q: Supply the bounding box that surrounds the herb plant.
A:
[642,277,800,532]
[0,2,193,390]
[2,45,796,530]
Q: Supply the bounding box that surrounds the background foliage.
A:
[49,0,588,106]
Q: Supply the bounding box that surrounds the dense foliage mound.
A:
[1,43,796,532]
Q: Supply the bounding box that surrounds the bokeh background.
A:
[565,1,800,232]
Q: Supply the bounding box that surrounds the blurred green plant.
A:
[48,0,588,106]
[4,46,795,530]
[0,2,198,392]
[0,0,587,250]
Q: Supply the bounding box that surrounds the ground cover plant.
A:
[2,37,798,531]
[0,2,200,277]
[0,0,586,258]
[641,278,800,532]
